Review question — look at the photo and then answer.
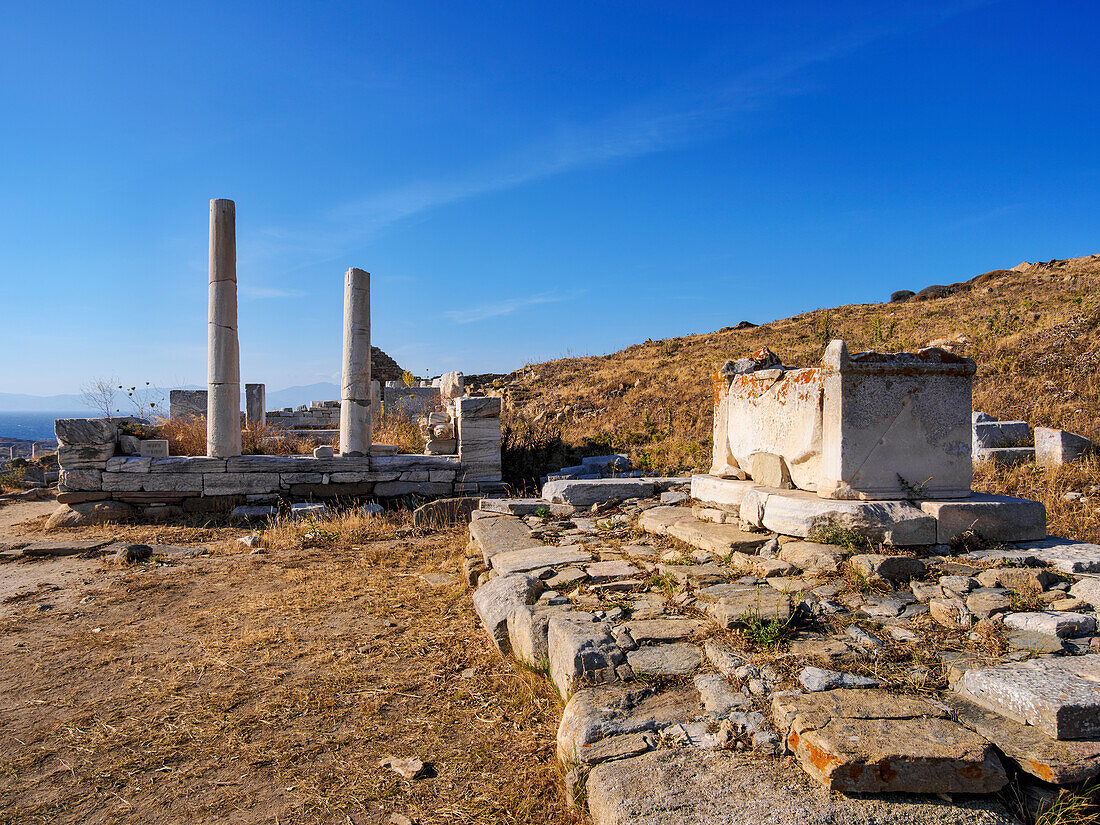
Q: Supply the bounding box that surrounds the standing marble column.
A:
[207,199,242,458]
[339,267,372,455]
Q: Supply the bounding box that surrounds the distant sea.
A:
[0,411,92,441]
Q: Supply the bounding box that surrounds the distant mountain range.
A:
[0,382,343,414]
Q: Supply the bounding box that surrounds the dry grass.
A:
[157,414,424,458]
[374,414,426,455]
[0,509,581,825]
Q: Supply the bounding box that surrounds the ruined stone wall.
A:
[54,400,503,516]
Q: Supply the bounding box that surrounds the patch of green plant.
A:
[807,521,870,549]
[736,612,797,651]
[534,505,550,519]
[645,571,678,597]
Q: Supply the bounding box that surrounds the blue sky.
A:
[1,0,1097,395]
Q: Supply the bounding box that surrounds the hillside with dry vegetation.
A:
[482,254,1100,542]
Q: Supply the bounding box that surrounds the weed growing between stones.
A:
[806,522,872,550]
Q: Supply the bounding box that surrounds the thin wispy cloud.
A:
[260,1,998,271]
[446,291,575,324]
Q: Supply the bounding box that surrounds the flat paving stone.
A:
[693,673,751,715]
[621,618,706,643]
[967,538,1100,575]
[637,505,693,536]
[940,693,1100,785]
[955,656,1100,740]
[478,497,574,517]
[626,643,703,677]
[491,546,594,575]
[665,518,770,555]
[1003,610,1096,639]
[585,749,1017,825]
[586,560,642,581]
[468,514,540,562]
[542,478,656,507]
[771,689,1006,794]
[22,539,112,557]
[689,474,758,510]
[556,684,700,765]
[696,585,790,628]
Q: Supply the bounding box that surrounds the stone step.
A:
[771,688,1007,794]
[542,478,656,507]
[468,512,541,562]
[584,750,1017,825]
[940,693,1100,785]
[665,518,771,555]
[954,656,1100,740]
[478,497,574,517]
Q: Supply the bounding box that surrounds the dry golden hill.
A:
[481,254,1100,543]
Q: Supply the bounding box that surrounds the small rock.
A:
[379,756,427,779]
[237,534,262,550]
[660,491,690,506]
[798,666,879,692]
[117,544,152,564]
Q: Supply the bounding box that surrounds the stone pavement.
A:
[466,481,1100,822]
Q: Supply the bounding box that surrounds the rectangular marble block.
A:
[139,439,169,458]
[203,473,281,495]
[102,473,203,493]
[58,443,115,468]
[956,657,1100,740]
[920,494,1046,544]
[1035,427,1096,467]
[690,474,758,512]
[818,342,975,500]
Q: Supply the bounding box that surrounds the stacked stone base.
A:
[54,415,503,518]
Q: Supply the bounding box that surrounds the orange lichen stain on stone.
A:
[960,762,991,781]
[1021,759,1055,783]
[793,732,843,781]
[713,370,729,409]
[871,761,898,784]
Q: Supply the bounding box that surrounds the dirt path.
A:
[0,512,578,825]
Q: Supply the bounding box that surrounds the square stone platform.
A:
[690,475,1045,546]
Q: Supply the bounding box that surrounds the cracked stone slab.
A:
[966,538,1100,575]
[626,643,703,677]
[22,539,113,557]
[955,656,1100,740]
[771,689,1007,794]
[760,490,937,546]
[666,518,771,555]
[621,618,706,643]
[471,573,543,655]
[468,514,540,562]
[490,546,594,575]
[585,749,1017,825]
[548,616,626,699]
[542,478,656,507]
[557,684,700,765]
[939,693,1100,785]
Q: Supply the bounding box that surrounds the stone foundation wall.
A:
[54,405,503,516]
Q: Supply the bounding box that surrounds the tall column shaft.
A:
[339,267,372,455]
[207,198,241,457]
